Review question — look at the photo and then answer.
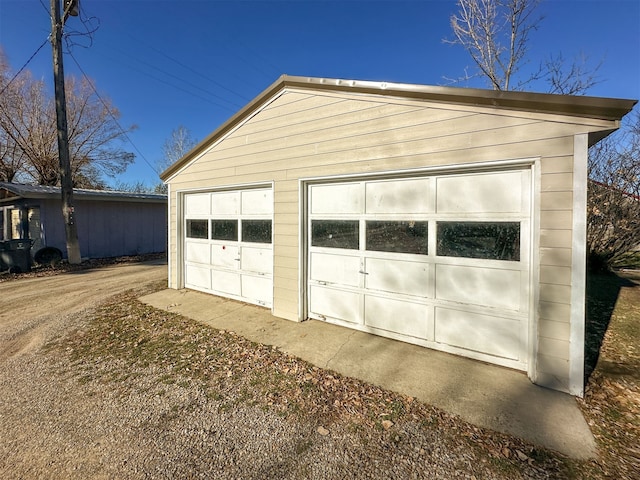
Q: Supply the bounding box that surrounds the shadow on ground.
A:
[585,270,637,380]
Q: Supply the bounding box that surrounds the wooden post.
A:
[50,0,81,264]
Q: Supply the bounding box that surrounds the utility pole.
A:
[50,0,81,264]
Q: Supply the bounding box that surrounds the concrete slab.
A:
[140,288,596,460]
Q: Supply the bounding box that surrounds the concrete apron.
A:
[140,288,596,460]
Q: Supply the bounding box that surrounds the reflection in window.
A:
[366,221,428,254]
[211,220,238,241]
[242,220,272,243]
[186,219,208,239]
[437,222,520,261]
[311,220,359,250]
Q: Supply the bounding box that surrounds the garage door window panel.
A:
[242,220,272,244]
[186,219,208,239]
[211,220,238,241]
[437,222,520,261]
[311,220,359,250]
[366,220,428,255]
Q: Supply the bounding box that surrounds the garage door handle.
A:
[358,270,369,275]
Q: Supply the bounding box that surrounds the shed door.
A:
[183,188,273,307]
[307,170,531,370]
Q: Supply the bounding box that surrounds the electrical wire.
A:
[121,31,251,104]
[67,50,161,178]
[0,38,49,98]
[107,46,242,110]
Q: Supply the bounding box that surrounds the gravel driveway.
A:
[0,260,568,479]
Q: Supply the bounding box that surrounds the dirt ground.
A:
[1,260,637,478]
[0,259,167,362]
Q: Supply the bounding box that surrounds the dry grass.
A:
[43,269,640,479]
[578,270,640,478]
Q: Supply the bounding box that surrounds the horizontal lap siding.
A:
[168,91,581,372]
[537,148,575,389]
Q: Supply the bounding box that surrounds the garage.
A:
[183,187,273,307]
[307,169,531,369]
[163,75,635,395]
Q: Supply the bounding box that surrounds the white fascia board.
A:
[570,133,588,397]
[167,183,172,289]
[528,159,542,384]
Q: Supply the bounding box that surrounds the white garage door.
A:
[307,170,531,370]
[183,187,273,307]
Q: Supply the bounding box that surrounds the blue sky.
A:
[1,0,639,188]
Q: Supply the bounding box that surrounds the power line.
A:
[66,50,161,178]
[97,51,239,111]
[108,46,243,109]
[121,31,252,104]
[0,38,49,97]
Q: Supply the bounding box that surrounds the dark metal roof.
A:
[0,182,167,203]
[161,75,637,181]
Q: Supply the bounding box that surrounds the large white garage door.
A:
[307,170,531,370]
[183,187,273,307]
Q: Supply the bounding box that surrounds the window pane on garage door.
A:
[437,222,520,261]
[366,221,428,254]
[211,220,238,241]
[186,220,208,239]
[242,220,272,243]
[311,220,359,249]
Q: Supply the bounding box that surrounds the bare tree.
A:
[446,0,541,90]
[0,53,135,188]
[587,112,640,268]
[445,0,601,94]
[0,52,31,182]
[159,125,197,172]
[446,0,638,269]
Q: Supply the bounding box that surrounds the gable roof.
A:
[161,74,637,181]
[0,182,167,204]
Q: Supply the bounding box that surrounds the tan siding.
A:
[540,172,573,191]
[541,156,574,174]
[274,223,299,237]
[224,102,433,149]
[275,201,299,214]
[540,247,572,267]
[540,229,572,248]
[537,353,569,374]
[273,244,299,258]
[535,371,569,393]
[274,190,299,203]
[274,254,298,269]
[274,233,298,247]
[539,284,572,305]
[539,210,572,230]
[229,121,566,176]
[540,265,572,285]
[540,191,573,210]
[284,137,573,180]
[538,336,570,360]
[275,213,299,226]
[249,94,345,125]
[539,319,571,340]
[273,301,299,321]
[274,265,298,281]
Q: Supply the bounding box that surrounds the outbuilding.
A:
[0,182,167,261]
[161,76,636,396]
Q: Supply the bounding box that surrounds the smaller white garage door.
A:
[307,170,531,371]
[183,187,273,307]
